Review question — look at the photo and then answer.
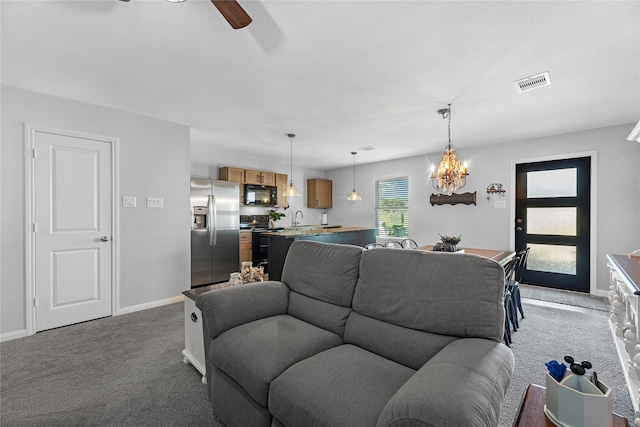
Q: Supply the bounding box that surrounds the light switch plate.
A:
[494,200,506,209]
[122,196,137,208]
[147,197,164,208]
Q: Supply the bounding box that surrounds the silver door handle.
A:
[211,195,217,246]
[100,236,110,242]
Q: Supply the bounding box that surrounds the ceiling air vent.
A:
[357,146,376,151]
[514,72,551,93]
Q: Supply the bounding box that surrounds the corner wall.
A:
[327,124,640,294]
[1,85,190,338]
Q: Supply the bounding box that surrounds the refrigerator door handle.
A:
[211,194,218,246]
[207,195,214,246]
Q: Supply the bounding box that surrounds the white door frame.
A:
[24,124,120,336]
[510,150,598,296]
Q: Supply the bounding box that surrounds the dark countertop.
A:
[263,226,375,238]
[183,282,230,300]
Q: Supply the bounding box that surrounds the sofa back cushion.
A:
[352,249,505,343]
[282,241,364,336]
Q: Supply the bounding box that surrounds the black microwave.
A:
[244,184,278,206]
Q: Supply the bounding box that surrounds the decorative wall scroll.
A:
[430,191,476,206]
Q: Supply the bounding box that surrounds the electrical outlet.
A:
[122,196,137,208]
[147,197,164,208]
[494,200,506,209]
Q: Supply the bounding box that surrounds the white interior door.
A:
[33,130,112,331]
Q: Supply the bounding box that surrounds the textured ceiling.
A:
[2,0,639,169]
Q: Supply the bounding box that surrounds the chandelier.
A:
[347,152,361,201]
[282,133,300,197]
[430,104,468,195]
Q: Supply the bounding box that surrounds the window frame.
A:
[374,176,409,238]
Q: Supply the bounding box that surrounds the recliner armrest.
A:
[196,281,289,339]
[377,338,514,427]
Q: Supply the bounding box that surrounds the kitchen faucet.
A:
[293,210,304,227]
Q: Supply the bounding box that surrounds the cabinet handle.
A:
[190,312,198,322]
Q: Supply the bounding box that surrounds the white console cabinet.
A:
[182,283,229,384]
[182,295,207,383]
[607,253,640,427]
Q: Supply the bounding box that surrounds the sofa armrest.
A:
[195,281,289,340]
[377,338,514,427]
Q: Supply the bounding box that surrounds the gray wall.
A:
[327,124,640,294]
[1,85,191,337]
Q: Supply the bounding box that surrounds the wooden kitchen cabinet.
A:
[239,231,252,263]
[219,167,244,184]
[244,169,275,186]
[307,178,333,209]
[275,173,288,208]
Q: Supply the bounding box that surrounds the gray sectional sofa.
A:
[196,240,514,427]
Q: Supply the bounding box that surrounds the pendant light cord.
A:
[447,103,452,150]
[351,151,357,190]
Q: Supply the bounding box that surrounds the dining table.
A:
[416,245,515,266]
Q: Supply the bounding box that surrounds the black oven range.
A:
[240,215,284,274]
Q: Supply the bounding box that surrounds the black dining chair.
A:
[384,241,403,249]
[512,248,530,319]
[502,256,520,346]
[365,243,385,250]
[400,239,419,249]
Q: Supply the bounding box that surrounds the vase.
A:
[433,243,457,252]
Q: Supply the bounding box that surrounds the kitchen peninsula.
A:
[266,227,376,281]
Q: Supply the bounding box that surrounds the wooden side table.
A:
[512,384,630,427]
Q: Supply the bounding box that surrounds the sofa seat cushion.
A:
[211,314,343,407]
[269,344,415,427]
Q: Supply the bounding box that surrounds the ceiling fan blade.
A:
[210,0,252,29]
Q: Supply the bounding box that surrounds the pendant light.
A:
[282,133,300,197]
[430,104,469,195]
[347,151,362,201]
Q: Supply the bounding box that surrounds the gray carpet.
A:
[498,301,635,426]
[0,303,217,426]
[1,293,634,426]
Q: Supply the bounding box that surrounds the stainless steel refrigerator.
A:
[190,178,240,286]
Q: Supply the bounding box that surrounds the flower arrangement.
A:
[439,234,461,245]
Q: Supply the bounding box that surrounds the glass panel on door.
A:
[526,208,576,236]
[526,168,577,198]
[527,243,577,275]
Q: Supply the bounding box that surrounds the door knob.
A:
[516,218,523,224]
[100,236,110,242]
[515,227,523,231]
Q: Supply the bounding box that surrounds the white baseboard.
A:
[1,296,185,342]
[0,329,27,343]
[593,288,609,298]
[116,295,185,316]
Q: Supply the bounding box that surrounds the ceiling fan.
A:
[117,0,252,29]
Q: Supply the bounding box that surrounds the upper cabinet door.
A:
[245,169,275,186]
[219,167,245,184]
[275,173,288,208]
[307,178,333,209]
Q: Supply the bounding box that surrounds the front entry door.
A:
[33,129,113,331]
[515,157,591,292]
